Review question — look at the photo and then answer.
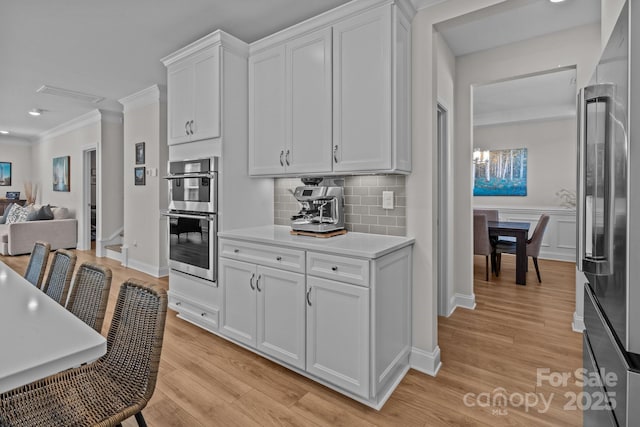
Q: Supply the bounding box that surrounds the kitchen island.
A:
[170,225,414,409]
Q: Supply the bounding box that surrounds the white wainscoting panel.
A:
[475,206,576,262]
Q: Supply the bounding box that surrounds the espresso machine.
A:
[291,177,345,233]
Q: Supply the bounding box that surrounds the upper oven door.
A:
[166,158,217,213]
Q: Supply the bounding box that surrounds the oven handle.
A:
[160,211,215,221]
[163,173,216,180]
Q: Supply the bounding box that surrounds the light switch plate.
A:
[382,191,394,209]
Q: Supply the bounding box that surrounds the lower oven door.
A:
[164,211,217,283]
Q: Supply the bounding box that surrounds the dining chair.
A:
[23,240,51,289]
[495,214,550,283]
[41,248,77,305]
[0,279,168,427]
[473,213,495,281]
[66,262,113,333]
[473,209,498,222]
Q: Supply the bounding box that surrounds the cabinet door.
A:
[306,276,369,398]
[220,258,257,346]
[285,27,333,174]
[167,62,194,145]
[192,46,221,142]
[249,46,286,175]
[333,5,392,172]
[256,266,306,369]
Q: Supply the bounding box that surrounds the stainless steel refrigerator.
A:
[578,1,640,426]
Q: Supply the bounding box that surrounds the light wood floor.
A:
[1,250,581,426]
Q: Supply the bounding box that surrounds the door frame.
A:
[437,102,453,316]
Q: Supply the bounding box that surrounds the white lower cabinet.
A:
[216,232,413,409]
[306,276,370,398]
[220,258,306,369]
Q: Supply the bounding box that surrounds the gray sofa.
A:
[0,219,78,255]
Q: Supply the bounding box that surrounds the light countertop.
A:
[218,225,414,259]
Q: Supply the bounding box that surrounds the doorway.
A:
[83,148,97,252]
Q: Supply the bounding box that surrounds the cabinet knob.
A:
[190,120,195,135]
[331,266,338,271]
[176,301,182,306]
[249,273,256,290]
[185,121,189,136]
[333,145,339,163]
[276,256,282,261]
[256,274,262,292]
[285,150,290,166]
[201,312,206,317]
[279,150,285,167]
[306,287,312,306]
[234,248,240,253]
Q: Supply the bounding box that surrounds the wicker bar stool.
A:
[23,241,50,289]
[66,262,112,333]
[0,279,168,427]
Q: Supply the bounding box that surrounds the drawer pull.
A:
[234,249,240,253]
[175,301,182,306]
[201,312,206,317]
[276,256,282,261]
[331,266,338,271]
[306,287,312,306]
[249,273,256,290]
[256,274,262,292]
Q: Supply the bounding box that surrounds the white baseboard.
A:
[455,293,476,310]
[126,257,170,278]
[410,346,441,377]
[572,312,585,333]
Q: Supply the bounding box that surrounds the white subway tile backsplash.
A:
[273,174,407,237]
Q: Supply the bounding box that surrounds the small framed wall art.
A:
[135,142,145,165]
[134,167,146,186]
[0,162,11,186]
[53,156,70,192]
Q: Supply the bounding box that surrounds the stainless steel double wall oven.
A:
[163,157,218,282]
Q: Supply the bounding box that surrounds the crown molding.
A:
[161,30,249,67]
[38,109,102,141]
[119,85,164,113]
[410,0,448,11]
[250,0,415,54]
[0,135,34,146]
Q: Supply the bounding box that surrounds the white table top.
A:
[218,225,415,259]
[0,260,107,393]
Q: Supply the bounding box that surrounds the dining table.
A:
[0,260,106,393]
[488,220,531,285]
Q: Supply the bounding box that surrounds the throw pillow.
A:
[26,205,55,221]
[5,205,30,224]
[0,203,14,224]
[51,206,70,219]
[43,204,54,219]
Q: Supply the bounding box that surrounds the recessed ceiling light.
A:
[0,130,9,135]
[28,108,42,116]
[549,0,566,3]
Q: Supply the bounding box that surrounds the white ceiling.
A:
[435,0,599,126]
[0,0,353,141]
[473,68,577,126]
[436,0,601,56]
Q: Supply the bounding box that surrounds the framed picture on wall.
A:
[53,156,70,192]
[0,162,11,186]
[134,167,145,186]
[135,142,145,165]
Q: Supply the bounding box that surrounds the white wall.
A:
[120,85,169,277]
[452,23,600,302]
[33,110,124,251]
[409,0,506,375]
[0,137,33,198]
[473,117,576,208]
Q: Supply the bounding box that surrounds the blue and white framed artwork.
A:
[473,148,527,196]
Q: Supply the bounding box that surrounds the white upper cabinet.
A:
[248,1,413,176]
[249,28,332,175]
[333,6,391,172]
[248,46,286,175]
[163,39,224,145]
[286,28,333,174]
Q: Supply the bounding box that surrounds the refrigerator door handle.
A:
[579,83,616,276]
